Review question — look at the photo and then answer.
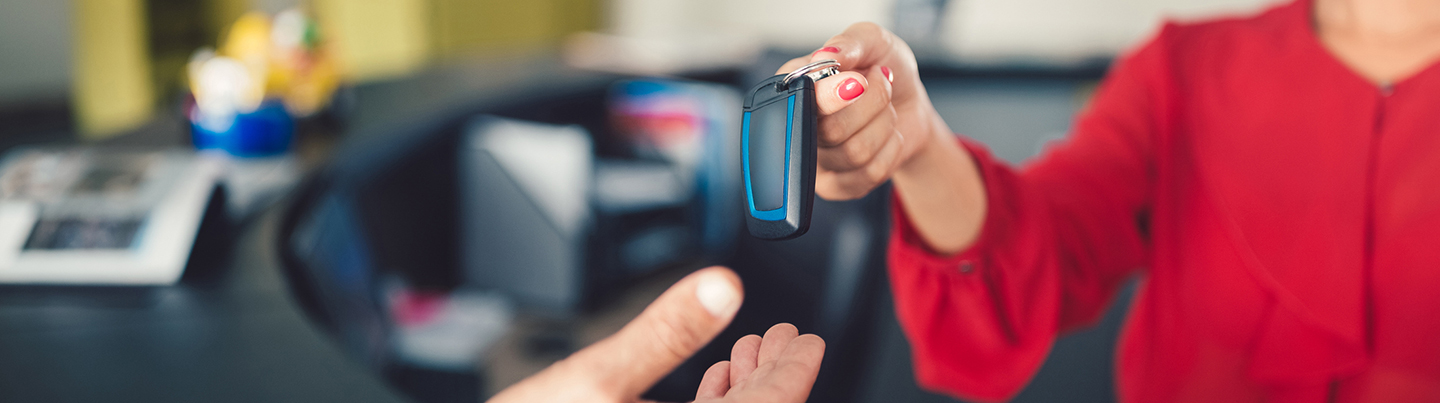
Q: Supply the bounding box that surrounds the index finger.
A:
[809,22,896,71]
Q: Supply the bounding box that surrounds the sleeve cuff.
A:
[889,136,1007,277]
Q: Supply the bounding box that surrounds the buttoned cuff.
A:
[889,136,1004,277]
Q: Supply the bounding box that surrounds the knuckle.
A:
[834,187,865,201]
[815,186,835,200]
[643,312,702,363]
[876,83,894,105]
[836,177,871,200]
[843,139,873,166]
[865,159,891,183]
[822,187,853,201]
[815,176,848,201]
[819,118,850,145]
[550,352,625,400]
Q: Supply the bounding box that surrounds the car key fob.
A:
[741,59,840,240]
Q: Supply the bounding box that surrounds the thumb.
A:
[812,71,871,115]
[563,266,743,399]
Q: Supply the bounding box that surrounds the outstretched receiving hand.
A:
[486,267,824,403]
[696,323,826,402]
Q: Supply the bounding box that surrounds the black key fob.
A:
[741,59,839,240]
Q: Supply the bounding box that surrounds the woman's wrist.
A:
[895,109,956,177]
[891,111,987,255]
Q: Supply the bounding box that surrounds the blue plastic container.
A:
[190,101,294,157]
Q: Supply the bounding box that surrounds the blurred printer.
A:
[459,117,593,314]
[458,79,742,315]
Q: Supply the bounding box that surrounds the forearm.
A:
[891,113,987,255]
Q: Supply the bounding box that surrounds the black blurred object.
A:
[0,99,71,150]
[385,364,480,403]
[178,187,236,284]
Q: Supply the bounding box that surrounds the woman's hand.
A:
[695,324,826,402]
[778,23,987,254]
[774,22,952,200]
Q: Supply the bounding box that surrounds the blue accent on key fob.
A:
[742,74,817,240]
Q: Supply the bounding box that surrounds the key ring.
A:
[779,59,841,90]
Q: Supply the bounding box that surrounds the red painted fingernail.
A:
[881,66,893,83]
[837,78,864,101]
[814,46,839,55]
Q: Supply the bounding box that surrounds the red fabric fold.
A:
[884,0,1440,401]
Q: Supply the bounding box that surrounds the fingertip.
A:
[815,72,869,115]
[837,77,865,101]
[818,22,888,68]
[752,333,827,400]
[705,360,731,376]
[872,66,894,97]
[730,334,762,385]
[782,335,827,372]
[776,335,827,382]
[766,323,800,337]
[738,334,764,347]
[865,67,894,105]
[810,42,845,63]
[732,334,762,361]
[777,334,826,369]
[794,334,826,351]
[697,266,743,292]
[732,335,762,359]
[694,268,742,319]
[758,323,802,367]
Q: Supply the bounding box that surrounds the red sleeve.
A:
[887,25,1173,403]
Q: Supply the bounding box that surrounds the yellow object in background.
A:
[68,0,598,139]
[429,0,600,59]
[312,0,430,82]
[188,7,343,121]
[282,54,340,116]
[208,0,251,40]
[72,0,155,139]
[220,12,271,113]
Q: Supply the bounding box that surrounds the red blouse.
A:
[887,0,1440,401]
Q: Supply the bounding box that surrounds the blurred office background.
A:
[0,0,1278,402]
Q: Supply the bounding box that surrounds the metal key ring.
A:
[779,59,841,90]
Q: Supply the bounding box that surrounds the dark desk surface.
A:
[0,208,411,403]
